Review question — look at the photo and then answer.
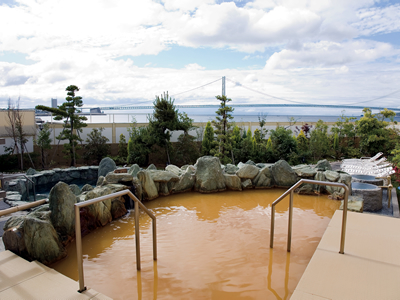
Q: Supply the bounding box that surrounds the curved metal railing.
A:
[74,189,157,293]
[269,179,349,254]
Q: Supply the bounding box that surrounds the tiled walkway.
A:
[291,210,400,299]
[0,250,112,300]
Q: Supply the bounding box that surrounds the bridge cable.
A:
[347,89,400,106]
[170,78,221,97]
[226,78,309,105]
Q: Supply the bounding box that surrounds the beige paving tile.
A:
[84,289,113,300]
[318,223,400,266]
[0,251,45,292]
[295,248,400,300]
[81,288,100,299]
[291,289,331,299]
[0,268,90,299]
[329,210,400,237]
[90,294,113,300]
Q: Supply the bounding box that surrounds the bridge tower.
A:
[222,76,226,97]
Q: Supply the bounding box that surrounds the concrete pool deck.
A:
[0,250,111,300]
[291,209,400,300]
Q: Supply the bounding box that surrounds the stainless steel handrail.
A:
[74,189,157,293]
[0,173,36,201]
[270,179,349,254]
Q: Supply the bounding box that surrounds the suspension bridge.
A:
[76,76,400,113]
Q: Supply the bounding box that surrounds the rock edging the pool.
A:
[2,156,351,265]
[131,157,351,200]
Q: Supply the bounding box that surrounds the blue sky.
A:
[0,0,400,115]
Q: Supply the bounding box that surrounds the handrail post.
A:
[75,205,86,292]
[270,205,275,248]
[73,189,157,291]
[287,189,294,252]
[339,186,349,254]
[270,179,350,255]
[135,200,141,270]
[152,218,157,261]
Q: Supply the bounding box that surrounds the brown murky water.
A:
[52,189,340,300]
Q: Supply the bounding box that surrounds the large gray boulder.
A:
[297,184,314,195]
[194,156,226,193]
[111,197,127,219]
[326,172,352,199]
[81,184,94,193]
[224,174,242,191]
[241,179,253,189]
[98,157,117,178]
[69,184,81,195]
[105,172,134,184]
[137,170,159,200]
[173,168,195,193]
[23,213,67,265]
[324,170,340,182]
[49,182,76,239]
[26,168,38,175]
[225,164,239,175]
[245,160,256,166]
[158,182,173,196]
[253,166,274,188]
[97,176,105,186]
[3,208,67,265]
[271,160,298,187]
[236,164,259,180]
[292,165,317,178]
[128,164,141,177]
[148,170,179,183]
[314,171,326,194]
[315,159,332,171]
[83,184,129,227]
[166,164,181,176]
[132,177,143,200]
[339,173,352,191]
[3,216,28,258]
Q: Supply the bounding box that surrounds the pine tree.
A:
[36,85,87,166]
[83,128,110,164]
[211,95,234,164]
[35,123,52,169]
[148,92,193,164]
[201,121,215,156]
[118,134,128,160]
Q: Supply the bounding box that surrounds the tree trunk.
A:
[19,141,24,171]
[41,148,45,169]
[24,144,35,169]
[71,119,75,167]
[165,141,171,165]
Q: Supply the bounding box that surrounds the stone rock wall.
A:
[4,166,99,201]
[3,180,130,265]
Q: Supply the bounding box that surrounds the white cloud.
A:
[335,65,349,74]
[0,0,170,57]
[0,0,399,113]
[265,40,398,69]
[168,3,322,52]
[161,0,214,12]
[184,63,205,70]
[355,4,400,36]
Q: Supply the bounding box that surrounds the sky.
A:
[0,0,400,116]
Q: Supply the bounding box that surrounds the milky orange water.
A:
[52,189,340,300]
